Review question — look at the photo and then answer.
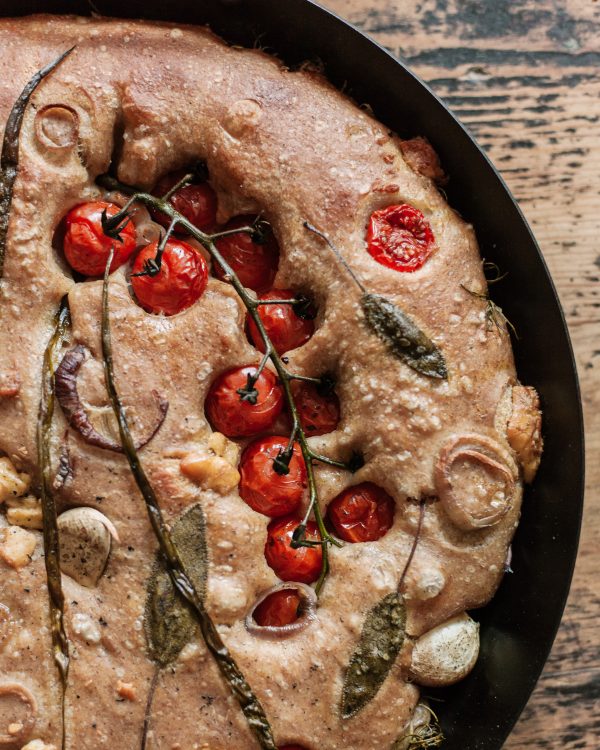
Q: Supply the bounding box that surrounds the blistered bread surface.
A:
[0,15,538,750]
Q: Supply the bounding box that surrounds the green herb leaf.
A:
[144,503,208,667]
[341,592,407,719]
[0,48,74,279]
[37,297,71,750]
[361,293,447,379]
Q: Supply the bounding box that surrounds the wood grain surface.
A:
[322,1,599,747]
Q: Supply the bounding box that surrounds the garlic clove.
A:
[57,508,118,587]
[409,613,480,687]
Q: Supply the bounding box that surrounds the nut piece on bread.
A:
[0,526,37,569]
[507,385,543,483]
[6,495,43,530]
[0,457,30,503]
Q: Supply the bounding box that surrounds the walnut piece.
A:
[0,526,37,569]
[507,385,543,483]
[6,495,43,530]
[400,136,448,185]
[0,457,30,503]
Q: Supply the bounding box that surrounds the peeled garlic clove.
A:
[57,508,118,587]
[409,613,480,687]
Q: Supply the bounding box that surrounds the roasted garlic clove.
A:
[507,385,543,483]
[409,613,480,687]
[435,434,518,530]
[57,508,119,587]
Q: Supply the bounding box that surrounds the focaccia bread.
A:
[0,15,543,750]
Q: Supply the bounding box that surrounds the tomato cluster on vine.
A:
[63,167,403,631]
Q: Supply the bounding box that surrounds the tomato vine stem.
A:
[97,174,348,595]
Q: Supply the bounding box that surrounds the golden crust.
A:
[0,14,541,749]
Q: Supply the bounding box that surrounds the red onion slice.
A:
[55,344,168,452]
[435,433,518,531]
[103,193,162,247]
[245,582,317,639]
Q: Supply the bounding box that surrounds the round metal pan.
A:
[2,1,585,747]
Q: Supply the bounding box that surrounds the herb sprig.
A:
[0,48,74,280]
[101,249,276,750]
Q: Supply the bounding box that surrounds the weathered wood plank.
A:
[323,1,600,748]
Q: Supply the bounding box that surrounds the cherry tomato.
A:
[291,380,340,436]
[366,204,435,272]
[327,482,395,543]
[214,216,279,292]
[63,201,137,276]
[253,589,302,627]
[239,437,306,518]
[131,239,208,316]
[152,169,218,232]
[247,290,315,355]
[206,366,284,438]
[265,516,322,584]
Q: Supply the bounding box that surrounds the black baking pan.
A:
[0,1,585,748]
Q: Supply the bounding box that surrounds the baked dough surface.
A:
[0,15,540,749]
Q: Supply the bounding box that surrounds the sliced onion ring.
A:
[245,582,317,639]
[103,193,162,247]
[55,344,168,452]
[434,433,518,531]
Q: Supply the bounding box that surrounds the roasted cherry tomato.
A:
[152,169,218,233]
[131,239,208,316]
[214,216,279,292]
[327,482,395,543]
[253,589,302,627]
[366,204,435,272]
[63,201,137,276]
[205,366,284,438]
[239,437,306,518]
[247,289,315,355]
[264,516,322,584]
[291,380,340,436]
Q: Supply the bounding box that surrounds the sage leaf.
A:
[144,503,208,667]
[37,298,71,749]
[341,592,407,719]
[0,47,74,279]
[101,202,279,750]
[361,293,447,379]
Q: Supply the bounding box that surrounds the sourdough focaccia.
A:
[0,15,543,750]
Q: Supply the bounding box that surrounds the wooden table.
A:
[323,1,599,747]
